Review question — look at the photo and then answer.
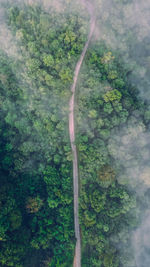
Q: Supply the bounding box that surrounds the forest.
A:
[0,0,150,266]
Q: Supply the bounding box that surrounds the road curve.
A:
[69,11,95,267]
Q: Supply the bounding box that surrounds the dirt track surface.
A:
[69,11,95,267]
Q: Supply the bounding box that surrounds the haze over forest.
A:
[0,0,150,266]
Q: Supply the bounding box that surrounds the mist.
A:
[93,1,150,265]
[94,0,150,102]
[133,211,150,267]
[75,0,150,265]
[0,0,79,173]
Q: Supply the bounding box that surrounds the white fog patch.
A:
[108,113,150,263]
[0,5,20,59]
[133,211,150,267]
[108,117,150,186]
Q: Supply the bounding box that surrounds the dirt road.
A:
[69,8,95,267]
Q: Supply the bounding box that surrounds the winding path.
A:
[69,4,95,266]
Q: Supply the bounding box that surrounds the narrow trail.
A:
[69,4,95,266]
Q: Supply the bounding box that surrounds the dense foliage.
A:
[0,1,150,267]
[0,3,88,266]
[76,47,150,266]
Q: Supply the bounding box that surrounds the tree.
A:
[26,196,43,213]
[90,190,106,213]
[98,165,116,188]
[88,109,97,118]
[103,103,113,114]
[103,89,122,103]
[43,54,54,67]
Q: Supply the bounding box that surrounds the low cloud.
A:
[133,211,150,267]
